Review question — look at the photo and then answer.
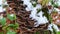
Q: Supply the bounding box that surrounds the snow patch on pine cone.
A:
[22,0,48,27]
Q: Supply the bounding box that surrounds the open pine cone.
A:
[0,0,51,34]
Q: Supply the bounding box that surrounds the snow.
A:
[57,0,60,6]
[0,0,8,12]
[22,0,33,11]
[53,0,60,6]
[54,8,60,14]
[48,23,60,32]
[34,11,48,27]
[0,7,3,12]
[0,0,2,5]
[0,0,3,12]
[54,8,60,12]
[48,24,53,31]
[23,0,48,27]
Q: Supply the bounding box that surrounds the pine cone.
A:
[6,0,51,34]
